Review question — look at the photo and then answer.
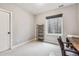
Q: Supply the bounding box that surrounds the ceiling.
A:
[16,3,74,15]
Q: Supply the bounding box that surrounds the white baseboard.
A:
[11,40,33,49]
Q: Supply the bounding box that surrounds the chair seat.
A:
[65,46,74,51]
[64,47,78,56]
[65,50,78,56]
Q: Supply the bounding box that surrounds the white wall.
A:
[0,3,78,46]
[77,4,79,35]
[35,4,78,44]
[0,4,35,47]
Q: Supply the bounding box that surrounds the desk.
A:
[70,37,79,52]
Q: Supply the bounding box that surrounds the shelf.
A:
[36,25,44,41]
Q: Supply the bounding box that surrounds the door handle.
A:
[8,32,11,34]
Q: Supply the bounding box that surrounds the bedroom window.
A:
[46,14,63,35]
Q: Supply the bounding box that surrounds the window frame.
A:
[45,14,64,36]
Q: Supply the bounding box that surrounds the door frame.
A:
[0,8,13,50]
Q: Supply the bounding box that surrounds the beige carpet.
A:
[0,41,61,56]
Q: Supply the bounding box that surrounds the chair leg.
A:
[62,50,66,56]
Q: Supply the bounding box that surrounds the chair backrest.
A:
[57,36,66,56]
[66,37,70,48]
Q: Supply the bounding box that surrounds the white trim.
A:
[11,40,33,49]
[10,12,13,49]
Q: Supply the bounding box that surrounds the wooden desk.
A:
[70,38,79,52]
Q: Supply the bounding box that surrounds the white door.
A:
[0,10,10,52]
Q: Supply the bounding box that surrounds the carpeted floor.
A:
[0,41,61,56]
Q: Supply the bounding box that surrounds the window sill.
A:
[46,33,63,36]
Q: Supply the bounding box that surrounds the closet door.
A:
[0,10,10,52]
